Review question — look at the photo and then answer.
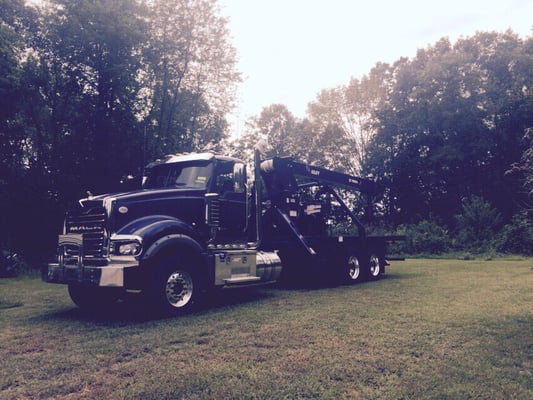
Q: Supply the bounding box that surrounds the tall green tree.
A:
[0,0,37,177]
[365,32,533,225]
[37,0,148,194]
[306,64,391,175]
[143,0,240,157]
[250,104,299,157]
[306,87,360,174]
[228,104,309,169]
[507,126,533,210]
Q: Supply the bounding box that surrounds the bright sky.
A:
[218,0,533,136]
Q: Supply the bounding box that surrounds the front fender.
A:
[142,233,205,261]
[115,215,205,258]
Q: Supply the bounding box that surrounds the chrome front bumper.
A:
[45,258,139,287]
[44,234,139,287]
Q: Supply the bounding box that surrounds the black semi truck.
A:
[44,149,402,314]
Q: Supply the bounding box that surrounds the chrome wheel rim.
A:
[347,255,360,280]
[165,270,194,308]
[369,254,381,277]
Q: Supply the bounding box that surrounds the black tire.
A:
[68,284,120,311]
[147,254,201,315]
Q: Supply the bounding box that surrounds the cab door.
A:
[213,161,248,242]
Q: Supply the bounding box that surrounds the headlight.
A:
[118,242,141,256]
[110,234,143,257]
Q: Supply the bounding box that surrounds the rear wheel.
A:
[147,254,201,315]
[342,253,364,284]
[368,253,382,280]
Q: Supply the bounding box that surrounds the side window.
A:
[216,172,234,194]
[233,163,246,193]
[215,161,235,194]
[213,160,247,195]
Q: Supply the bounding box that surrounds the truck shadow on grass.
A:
[41,285,280,324]
[39,274,405,325]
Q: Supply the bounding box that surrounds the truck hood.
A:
[79,187,206,207]
[78,188,208,234]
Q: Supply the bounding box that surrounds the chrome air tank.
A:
[256,251,282,282]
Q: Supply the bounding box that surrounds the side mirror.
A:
[233,163,246,193]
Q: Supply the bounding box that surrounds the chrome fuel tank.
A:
[255,251,282,282]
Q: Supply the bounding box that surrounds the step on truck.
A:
[44,149,403,314]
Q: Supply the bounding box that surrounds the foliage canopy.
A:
[0,0,240,262]
[0,1,531,260]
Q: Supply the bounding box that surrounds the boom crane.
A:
[259,155,378,238]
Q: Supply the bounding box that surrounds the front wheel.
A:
[147,255,201,315]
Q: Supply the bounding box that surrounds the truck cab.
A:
[45,153,270,312]
[140,153,249,243]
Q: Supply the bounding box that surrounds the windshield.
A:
[143,161,213,189]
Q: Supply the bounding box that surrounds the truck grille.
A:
[65,207,107,261]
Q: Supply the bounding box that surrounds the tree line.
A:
[1,0,531,268]
[230,31,533,255]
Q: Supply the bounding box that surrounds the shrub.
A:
[396,219,450,255]
[0,250,25,278]
[453,196,502,252]
[495,211,533,255]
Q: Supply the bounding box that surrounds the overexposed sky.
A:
[219,0,533,136]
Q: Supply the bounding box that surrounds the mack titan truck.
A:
[44,149,402,314]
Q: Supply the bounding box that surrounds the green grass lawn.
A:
[1,258,532,399]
